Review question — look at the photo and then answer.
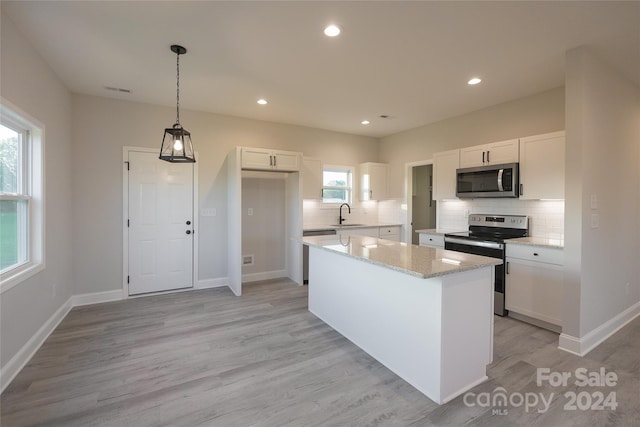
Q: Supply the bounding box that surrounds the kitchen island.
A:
[303,234,501,404]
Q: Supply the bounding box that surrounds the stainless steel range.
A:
[444,214,528,316]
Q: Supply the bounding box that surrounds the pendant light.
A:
[159,44,196,163]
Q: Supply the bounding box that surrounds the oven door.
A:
[444,237,506,316]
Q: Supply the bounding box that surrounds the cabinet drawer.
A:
[506,244,563,265]
[379,226,400,236]
[419,233,444,248]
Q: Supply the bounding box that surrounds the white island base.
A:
[308,244,494,405]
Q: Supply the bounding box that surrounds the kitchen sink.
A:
[330,223,366,227]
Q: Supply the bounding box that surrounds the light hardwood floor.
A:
[2,279,639,426]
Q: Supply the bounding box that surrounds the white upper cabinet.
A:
[301,157,323,200]
[432,149,459,200]
[359,162,388,201]
[519,131,565,200]
[241,147,301,172]
[459,139,519,168]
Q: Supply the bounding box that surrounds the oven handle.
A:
[444,237,504,250]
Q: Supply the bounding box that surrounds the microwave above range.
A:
[456,162,519,198]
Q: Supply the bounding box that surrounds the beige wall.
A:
[72,94,379,295]
[564,47,640,338]
[379,87,565,198]
[1,14,74,370]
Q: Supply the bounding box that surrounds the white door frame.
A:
[404,159,434,244]
[122,146,199,297]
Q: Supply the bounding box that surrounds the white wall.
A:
[71,94,379,295]
[0,13,73,372]
[379,87,565,198]
[564,47,640,340]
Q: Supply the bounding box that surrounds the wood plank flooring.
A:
[2,279,639,426]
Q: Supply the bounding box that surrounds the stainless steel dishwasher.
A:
[303,229,337,284]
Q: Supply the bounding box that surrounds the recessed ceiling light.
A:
[467,77,482,85]
[324,24,341,37]
[361,120,370,125]
[257,99,268,105]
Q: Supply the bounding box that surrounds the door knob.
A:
[186,220,191,225]
[186,230,192,235]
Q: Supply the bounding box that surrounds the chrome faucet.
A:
[338,203,351,225]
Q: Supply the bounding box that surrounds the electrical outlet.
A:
[591,214,599,229]
[248,208,254,216]
[590,194,598,209]
[201,208,216,217]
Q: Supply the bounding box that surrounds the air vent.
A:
[104,86,132,93]
[242,255,254,266]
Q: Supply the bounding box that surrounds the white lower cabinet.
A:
[505,244,563,327]
[336,226,401,242]
[379,226,401,242]
[418,232,444,248]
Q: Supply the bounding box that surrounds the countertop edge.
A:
[303,237,502,279]
[507,237,564,249]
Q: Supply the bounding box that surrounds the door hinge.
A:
[124,161,130,171]
[127,275,130,284]
[127,219,130,227]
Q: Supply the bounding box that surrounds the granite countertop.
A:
[507,236,564,249]
[414,228,463,235]
[304,223,403,232]
[302,235,501,279]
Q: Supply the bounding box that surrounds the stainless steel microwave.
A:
[456,163,519,198]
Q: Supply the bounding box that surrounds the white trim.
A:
[558,301,640,356]
[242,269,288,283]
[196,277,228,290]
[72,289,124,307]
[122,146,198,298]
[0,296,72,393]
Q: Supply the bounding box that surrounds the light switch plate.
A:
[590,194,598,209]
[201,208,216,217]
[591,213,599,228]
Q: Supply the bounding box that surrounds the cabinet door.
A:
[360,163,388,200]
[519,131,565,200]
[432,149,459,200]
[273,151,300,171]
[505,258,563,326]
[301,157,323,199]
[337,227,379,238]
[241,147,274,170]
[459,145,487,168]
[486,139,519,164]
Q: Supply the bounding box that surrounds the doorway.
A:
[123,147,197,296]
[410,164,436,244]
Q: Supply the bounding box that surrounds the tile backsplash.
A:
[303,200,379,227]
[437,199,564,239]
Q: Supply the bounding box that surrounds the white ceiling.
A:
[3,1,639,138]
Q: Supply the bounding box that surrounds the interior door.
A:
[411,164,436,244]
[128,151,194,295]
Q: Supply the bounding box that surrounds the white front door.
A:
[127,150,194,295]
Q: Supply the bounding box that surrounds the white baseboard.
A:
[242,269,287,283]
[72,289,124,307]
[0,296,73,393]
[196,277,228,290]
[558,301,640,356]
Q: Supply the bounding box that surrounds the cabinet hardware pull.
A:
[487,150,490,163]
[482,151,485,163]
[520,183,523,195]
[533,253,539,256]
[269,155,273,166]
[274,155,277,167]
[506,261,510,274]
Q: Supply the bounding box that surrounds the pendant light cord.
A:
[176,50,181,126]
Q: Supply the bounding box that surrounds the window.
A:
[1,101,44,291]
[322,166,352,204]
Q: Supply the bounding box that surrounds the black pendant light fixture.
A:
[159,44,196,163]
